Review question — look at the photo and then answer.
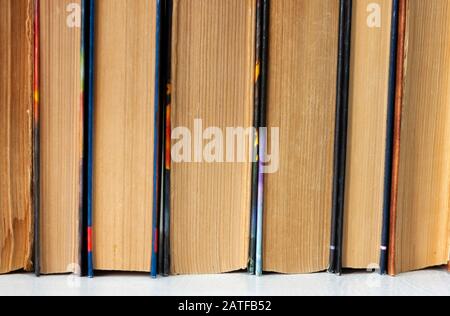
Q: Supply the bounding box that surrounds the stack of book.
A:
[1,0,449,278]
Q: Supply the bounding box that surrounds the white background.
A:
[0,269,449,296]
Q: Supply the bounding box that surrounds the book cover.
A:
[379,0,400,275]
[329,0,353,275]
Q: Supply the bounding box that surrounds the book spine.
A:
[249,0,263,276]
[151,0,164,278]
[78,0,86,277]
[33,0,41,277]
[161,0,173,277]
[255,0,269,277]
[86,0,95,278]
[329,0,352,275]
[157,0,165,272]
[380,0,400,275]
[388,0,407,277]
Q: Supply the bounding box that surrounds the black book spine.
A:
[248,0,264,276]
[255,0,270,277]
[329,0,352,275]
[161,0,173,277]
[151,0,164,278]
[86,0,96,278]
[80,0,87,277]
[380,0,400,275]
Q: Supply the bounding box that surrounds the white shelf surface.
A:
[0,269,449,296]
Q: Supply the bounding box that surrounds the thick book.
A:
[263,0,340,274]
[35,0,83,275]
[167,0,255,275]
[88,0,158,273]
[0,0,34,275]
[389,0,450,275]
[341,0,395,272]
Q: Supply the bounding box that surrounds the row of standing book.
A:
[1,0,449,277]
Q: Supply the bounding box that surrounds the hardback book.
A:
[263,0,340,274]
[0,0,34,274]
[167,0,255,275]
[389,0,450,275]
[342,0,396,273]
[89,0,158,273]
[37,0,83,275]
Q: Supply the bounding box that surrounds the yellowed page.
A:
[343,0,392,269]
[264,0,339,274]
[0,0,33,274]
[394,0,450,274]
[40,0,81,274]
[170,0,255,275]
[93,0,155,272]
